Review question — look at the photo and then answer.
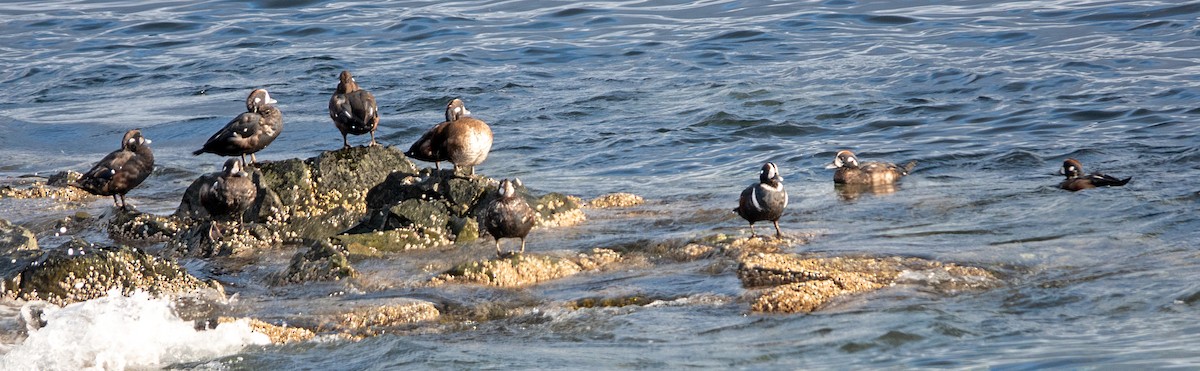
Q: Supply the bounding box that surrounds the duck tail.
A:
[901,161,917,176]
[192,148,205,156]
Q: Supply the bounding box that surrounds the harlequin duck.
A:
[734,162,788,239]
[70,129,155,209]
[200,158,258,223]
[1059,158,1131,191]
[824,150,916,185]
[329,70,379,148]
[193,89,283,165]
[404,98,493,175]
[482,178,536,257]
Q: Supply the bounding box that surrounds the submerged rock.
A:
[278,239,357,283]
[433,248,622,287]
[737,252,999,314]
[2,239,210,306]
[0,219,38,254]
[309,298,439,337]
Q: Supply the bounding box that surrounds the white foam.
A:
[0,290,270,371]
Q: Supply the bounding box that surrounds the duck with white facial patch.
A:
[734,162,788,239]
[405,98,492,175]
[329,70,380,148]
[193,89,283,165]
[482,178,536,257]
[71,129,155,209]
[1058,158,1131,191]
[825,150,916,185]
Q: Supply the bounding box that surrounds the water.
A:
[2,0,1200,368]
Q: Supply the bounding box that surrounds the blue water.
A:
[3,0,1200,368]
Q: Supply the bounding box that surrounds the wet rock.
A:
[212,317,316,344]
[108,209,184,242]
[343,167,583,252]
[531,193,586,227]
[175,169,284,224]
[166,221,281,258]
[309,298,439,337]
[738,252,999,314]
[0,219,38,254]
[2,239,209,306]
[587,193,645,208]
[279,239,357,283]
[335,228,452,256]
[0,176,91,202]
[433,248,622,287]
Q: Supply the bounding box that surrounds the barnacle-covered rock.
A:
[2,239,209,306]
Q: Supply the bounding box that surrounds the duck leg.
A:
[250,153,258,165]
[342,133,350,149]
[369,131,378,147]
[772,220,783,239]
[748,223,757,238]
[520,238,526,254]
[495,239,503,257]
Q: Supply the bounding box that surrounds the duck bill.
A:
[824,163,838,169]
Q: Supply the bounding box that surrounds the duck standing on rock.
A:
[735,162,788,239]
[71,129,155,209]
[1059,158,1131,191]
[483,178,535,257]
[824,150,916,185]
[405,98,492,175]
[329,70,379,148]
[193,89,283,165]
[200,158,257,224]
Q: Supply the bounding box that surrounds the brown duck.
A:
[71,129,155,209]
[405,98,492,175]
[825,150,916,185]
[200,158,258,223]
[329,70,379,148]
[194,89,283,165]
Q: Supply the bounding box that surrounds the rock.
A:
[0,219,37,254]
[108,209,185,242]
[175,169,284,224]
[587,193,645,208]
[0,178,91,202]
[343,167,584,252]
[530,193,586,228]
[46,171,82,187]
[737,252,999,314]
[309,298,439,337]
[166,221,281,258]
[278,240,357,283]
[2,239,209,306]
[433,248,622,287]
[212,317,316,344]
[335,228,452,256]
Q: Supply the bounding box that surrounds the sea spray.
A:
[0,290,269,371]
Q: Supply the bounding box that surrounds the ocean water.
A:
[2,0,1200,368]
